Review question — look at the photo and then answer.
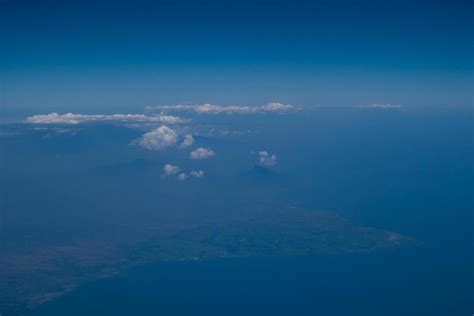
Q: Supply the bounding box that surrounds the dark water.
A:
[32,246,472,316]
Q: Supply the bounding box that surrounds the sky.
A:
[0,0,472,114]
[0,2,473,314]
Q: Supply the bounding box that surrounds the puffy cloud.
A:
[190,170,204,178]
[163,164,180,175]
[26,112,184,124]
[163,165,204,181]
[259,151,277,167]
[358,104,401,109]
[146,102,296,114]
[135,126,178,150]
[190,147,215,159]
[180,134,194,148]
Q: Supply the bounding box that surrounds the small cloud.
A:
[135,126,178,151]
[190,147,215,160]
[180,134,194,148]
[358,104,401,109]
[163,164,180,175]
[259,102,294,112]
[259,151,277,167]
[163,165,205,181]
[190,170,205,178]
[26,113,184,124]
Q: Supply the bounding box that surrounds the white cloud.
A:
[163,164,180,175]
[190,170,204,178]
[135,126,178,151]
[259,151,277,167]
[358,104,401,109]
[26,112,184,124]
[163,165,204,181]
[190,147,215,159]
[146,102,296,115]
[180,134,194,148]
[148,105,196,112]
[193,104,254,114]
[259,102,294,112]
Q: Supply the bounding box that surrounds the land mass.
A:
[0,204,413,315]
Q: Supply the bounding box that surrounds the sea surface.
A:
[4,108,471,316]
[31,246,472,316]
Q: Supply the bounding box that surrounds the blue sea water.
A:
[32,248,472,316]
[27,108,473,316]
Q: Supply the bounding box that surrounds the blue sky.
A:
[1,0,472,112]
[1,3,473,314]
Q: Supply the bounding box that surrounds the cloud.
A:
[163,165,204,181]
[259,151,277,167]
[163,164,180,175]
[135,126,178,150]
[26,112,184,124]
[358,104,401,109]
[259,102,294,112]
[146,102,296,114]
[190,147,215,159]
[180,134,194,148]
[190,170,204,178]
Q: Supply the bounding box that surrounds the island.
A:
[0,204,414,315]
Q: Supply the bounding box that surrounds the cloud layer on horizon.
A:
[146,102,296,114]
[358,104,401,109]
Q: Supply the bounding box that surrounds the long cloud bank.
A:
[358,104,401,109]
[26,113,184,124]
[146,102,296,114]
